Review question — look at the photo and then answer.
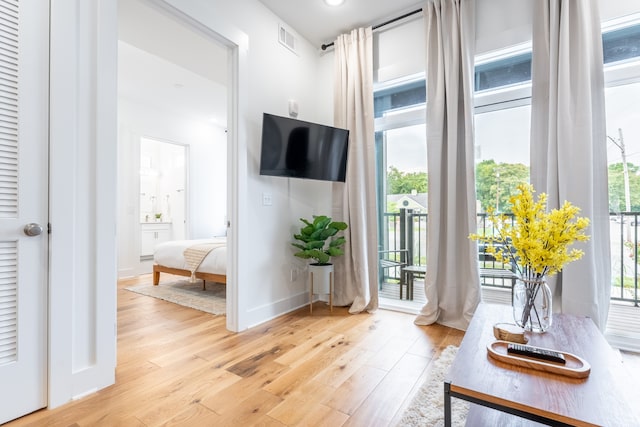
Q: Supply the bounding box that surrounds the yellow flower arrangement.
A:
[470,184,590,279]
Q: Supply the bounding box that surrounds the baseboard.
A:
[117,268,136,279]
[246,290,311,329]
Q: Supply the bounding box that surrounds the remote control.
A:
[507,343,566,364]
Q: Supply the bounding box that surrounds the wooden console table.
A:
[445,303,638,426]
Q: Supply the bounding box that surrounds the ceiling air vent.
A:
[278,24,297,54]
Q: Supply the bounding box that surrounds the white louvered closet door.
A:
[0,0,48,423]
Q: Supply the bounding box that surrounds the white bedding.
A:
[153,237,226,275]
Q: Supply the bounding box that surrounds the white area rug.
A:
[125,279,226,315]
[397,345,469,427]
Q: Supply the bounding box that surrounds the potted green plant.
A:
[292,215,348,264]
[292,215,348,296]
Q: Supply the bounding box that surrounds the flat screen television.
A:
[259,113,349,182]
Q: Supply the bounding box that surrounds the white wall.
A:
[226,2,335,326]
[156,0,335,329]
[117,97,226,278]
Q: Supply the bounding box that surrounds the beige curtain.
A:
[530,1,611,330]
[415,0,481,330]
[331,27,379,313]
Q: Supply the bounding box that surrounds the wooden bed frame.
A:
[153,264,227,286]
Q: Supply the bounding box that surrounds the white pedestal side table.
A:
[308,264,333,313]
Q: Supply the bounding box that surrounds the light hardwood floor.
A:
[6,275,640,426]
[5,275,464,427]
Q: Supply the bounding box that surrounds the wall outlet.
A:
[262,192,273,206]
[290,268,299,282]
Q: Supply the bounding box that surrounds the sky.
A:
[606,82,640,167]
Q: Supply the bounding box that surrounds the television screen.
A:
[259,113,349,182]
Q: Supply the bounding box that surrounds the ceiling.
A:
[117,0,424,128]
[258,0,424,48]
[118,0,228,127]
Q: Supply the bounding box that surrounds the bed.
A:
[153,237,227,286]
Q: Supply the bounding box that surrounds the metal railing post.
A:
[406,209,414,266]
[399,208,407,265]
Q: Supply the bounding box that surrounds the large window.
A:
[374,17,640,305]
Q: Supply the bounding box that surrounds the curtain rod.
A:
[320,8,423,51]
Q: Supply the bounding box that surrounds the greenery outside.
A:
[384,159,640,302]
[386,160,529,213]
[609,162,640,212]
[387,160,640,214]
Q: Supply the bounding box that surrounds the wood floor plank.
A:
[148,330,230,367]
[405,323,452,357]
[311,345,375,389]
[158,403,221,426]
[5,274,637,426]
[291,403,349,427]
[134,368,241,426]
[204,388,284,426]
[199,359,289,415]
[322,364,388,416]
[365,335,418,371]
[262,337,353,398]
[344,352,433,426]
[274,330,346,368]
[266,380,338,425]
[66,358,216,426]
[226,344,294,377]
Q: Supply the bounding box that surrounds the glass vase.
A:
[512,276,552,333]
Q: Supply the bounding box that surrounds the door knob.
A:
[24,223,43,236]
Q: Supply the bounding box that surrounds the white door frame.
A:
[152,0,249,332]
[48,0,118,407]
[47,0,249,410]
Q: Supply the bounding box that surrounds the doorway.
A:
[117,0,235,313]
[139,138,187,260]
[117,0,249,334]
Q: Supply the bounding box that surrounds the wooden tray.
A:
[492,322,528,344]
[487,340,591,379]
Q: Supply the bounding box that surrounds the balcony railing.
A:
[610,212,639,306]
[379,209,640,306]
